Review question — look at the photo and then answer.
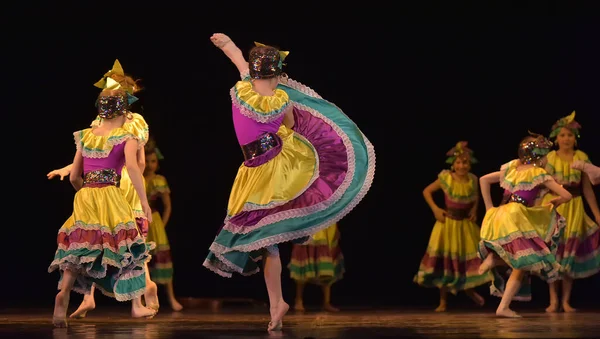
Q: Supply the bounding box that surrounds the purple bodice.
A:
[232,104,284,146]
[83,143,126,175]
[503,187,541,207]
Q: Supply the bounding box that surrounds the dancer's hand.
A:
[468,209,477,223]
[142,202,153,223]
[548,196,568,208]
[210,33,232,49]
[47,167,70,180]
[570,160,586,171]
[433,207,446,223]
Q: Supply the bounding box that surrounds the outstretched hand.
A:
[47,168,70,181]
[210,33,232,49]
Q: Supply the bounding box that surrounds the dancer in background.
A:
[288,221,345,312]
[205,33,375,331]
[414,142,491,312]
[541,111,600,313]
[143,138,183,311]
[478,133,572,318]
[48,81,155,327]
[47,60,159,318]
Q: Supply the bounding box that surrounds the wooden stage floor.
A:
[1,305,599,338]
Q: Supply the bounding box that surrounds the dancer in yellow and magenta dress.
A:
[478,133,573,318]
[48,78,156,327]
[206,33,375,332]
[288,222,345,312]
[414,142,492,312]
[541,111,600,313]
[47,60,159,319]
[143,139,183,311]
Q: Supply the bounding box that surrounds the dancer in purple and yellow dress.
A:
[205,33,375,331]
[143,139,183,311]
[288,222,345,312]
[541,111,600,313]
[414,142,492,312]
[47,84,156,327]
[47,60,159,319]
[477,133,573,318]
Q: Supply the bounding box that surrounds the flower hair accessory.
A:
[518,131,553,166]
[445,141,478,164]
[549,111,581,139]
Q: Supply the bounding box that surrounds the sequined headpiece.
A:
[445,141,478,164]
[549,110,581,139]
[518,131,553,166]
[248,42,289,79]
[94,59,139,105]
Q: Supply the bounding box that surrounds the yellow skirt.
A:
[227,125,318,216]
[119,166,145,219]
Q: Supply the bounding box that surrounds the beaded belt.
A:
[563,184,582,197]
[446,207,471,220]
[83,168,121,187]
[241,133,281,161]
[502,193,530,207]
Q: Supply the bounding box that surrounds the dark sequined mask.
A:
[97,95,128,119]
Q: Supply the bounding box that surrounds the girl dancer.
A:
[143,139,183,311]
[47,60,159,318]
[478,133,572,318]
[205,33,375,331]
[541,111,600,313]
[414,142,491,312]
[288,222,345,312]
[48,84,155,327]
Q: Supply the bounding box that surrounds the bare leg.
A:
[53,270,77,328]
[496,269,525,318]
[131,296,157,319]
[435,287,448,312]
[293,281,306,311]
[465,288,485,306]
[165,281,183,311]
[561,276,576,312]
[322,283,340,312]
[143,263,160,311]
[69,283,96,319]
[545,281,560,313]
[263,249,289,332]
[479,252,502,274]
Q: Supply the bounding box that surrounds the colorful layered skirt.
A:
[478,202,565,301]
[288,223,345,285]
[203,81,376,277]
[146,210,174,284]
[48,183,153,301]
[414,216,492,294]
[541,194,600,279]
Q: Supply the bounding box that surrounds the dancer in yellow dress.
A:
[478,133,572,318]
[414,142,492,312]
[288,221,345,312]
[541,111,600,313]
[47,60,159,318]
[143,138,183,311]
[48,82,155,327]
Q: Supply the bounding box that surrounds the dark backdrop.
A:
[4,7,600,311]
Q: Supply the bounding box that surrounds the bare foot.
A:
[69,296,95,319]
[144,281,159,311]
[293,300,305,312]
[496,308,522,318]
[131,305,157,319]
[434,303,447,312]
[478,254,496,275]
[545,303,559,313]
[466,290,485,307]
[562,303,577,313]
[323,303,340,312]
[267,301,289,332]
[53,291,69,328]
[170,299,183,312]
